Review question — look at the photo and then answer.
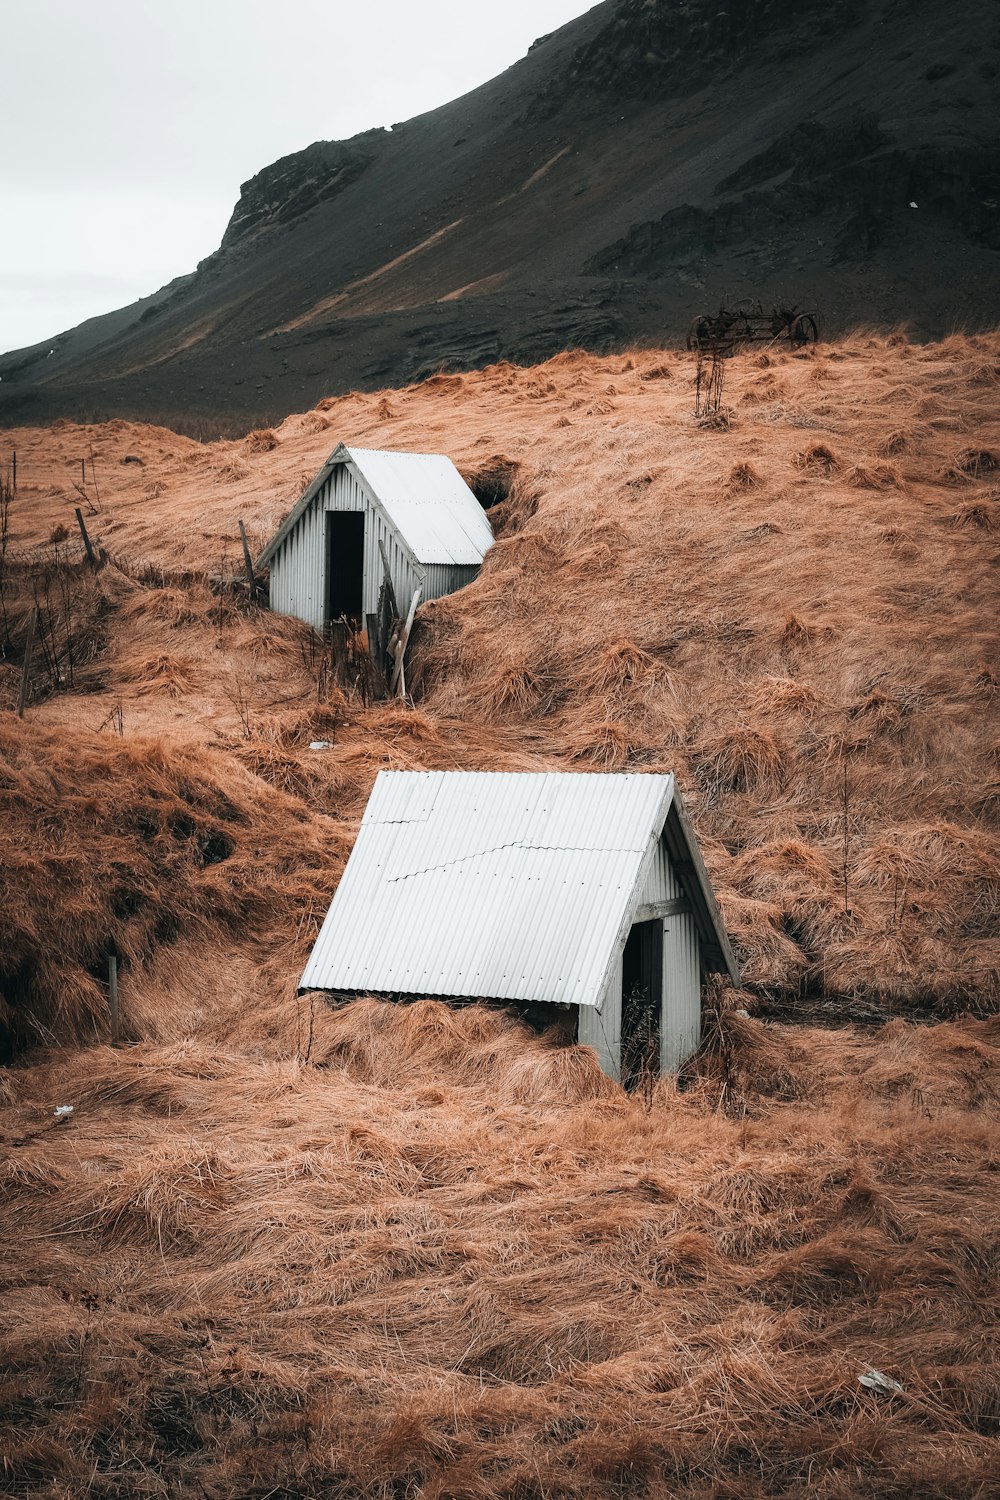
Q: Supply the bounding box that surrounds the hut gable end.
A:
[257,445,492,632]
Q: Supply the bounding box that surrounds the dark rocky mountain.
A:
[2,0,997,432]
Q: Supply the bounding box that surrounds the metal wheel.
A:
[788,313,819,346]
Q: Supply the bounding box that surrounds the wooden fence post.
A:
[75,507,97,566]
[16,607,37,717]
[108,954,121,1046]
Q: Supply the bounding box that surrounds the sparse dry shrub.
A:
[779,612,821,649]
[876,428,910,456]
[145,478,167,498]
[375,394,394,419]
[212,453,249,483]
[950,448,999,480]
[582,639,660,713]
[725,460,762,490]
[116,649,199,696]
[120,585,203,629]
[243,427,279,454]
[638,361,672,381]
[478,656,549,719]
[951,500,995,529]
[793,442,840,473]
[699,726,784,794]
[571,718,639,768]
[752,676,822,715]
[847,461,901,489]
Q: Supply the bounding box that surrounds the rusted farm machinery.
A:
[688,299,819,418]
[686,300,819,353]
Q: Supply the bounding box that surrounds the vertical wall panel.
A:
[661,910,701,1073]
[579,954,622,1081]
[639,836,680,906]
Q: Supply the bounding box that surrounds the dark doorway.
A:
[325,511,365,623]
[621,919,662,1093]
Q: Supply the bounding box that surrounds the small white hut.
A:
[257,444,493,630]
[300,770,739,1083]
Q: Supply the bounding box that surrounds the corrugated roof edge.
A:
[297,770,740,999]
[256,445,342,569]
[665,786,741,984]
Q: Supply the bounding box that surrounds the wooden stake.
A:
[11,451,16,491]
[75,507,97,566]
[108,954,121,1046]
[238,519,257,601]
[365,612,382,671]
[16,607,37,717]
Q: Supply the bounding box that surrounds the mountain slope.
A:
[2,0,997,430]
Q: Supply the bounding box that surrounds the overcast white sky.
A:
[2,0,596,354]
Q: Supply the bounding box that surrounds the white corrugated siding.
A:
[639,838,681,905]
[269,482,327,629]
[300,770,674,1008]
[267,454,489,628]
[661,910,702,1072]
[578,957,623,1080]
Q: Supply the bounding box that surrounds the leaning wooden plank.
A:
[377,541,400,622]
[238,519,258,601]
[389,588,421,697]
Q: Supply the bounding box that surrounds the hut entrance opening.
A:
[325,511,365,624]
[620,918,662,1092]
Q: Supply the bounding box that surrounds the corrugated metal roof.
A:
[258,445,493,569]
[300,770,688,1008]
[346,448,493,566]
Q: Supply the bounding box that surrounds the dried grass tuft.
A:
[699,726,784,793]
[846,461,901,489]
[243,427,279,454]
[794,442,840,473]
[726,460,763,490]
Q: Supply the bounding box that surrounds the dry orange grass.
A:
[2,331,1000,1496]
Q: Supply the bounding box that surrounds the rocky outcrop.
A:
[539,0,865,109]
[586,115,998,276]
[219,130,388,253]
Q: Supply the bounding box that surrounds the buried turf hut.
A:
[300,770,739,1083]
[257,444,493,631]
